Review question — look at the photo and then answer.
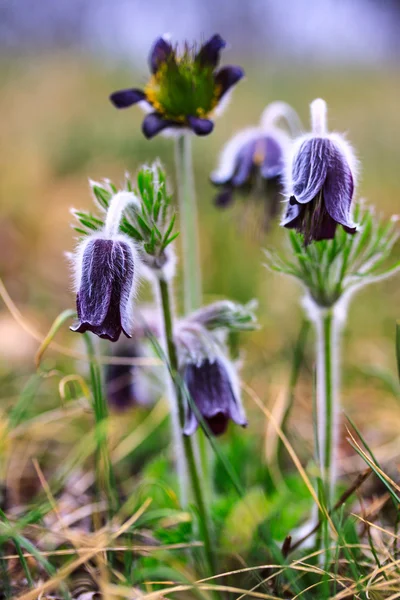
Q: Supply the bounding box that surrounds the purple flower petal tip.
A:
[214,188,234,208]
[215,65,245,98]
[187,116,214,136]
[142,113,173,139]
[110,88,146,109]
[196,34,226,67]
[149,37,173,73]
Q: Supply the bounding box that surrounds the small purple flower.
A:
[110,34,244,139]
[282,99,358,245]
[71,236,137,342]
[183,357,247,436]
[211,102,299,230]
[211,129,286,222]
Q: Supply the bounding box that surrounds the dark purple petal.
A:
[282,196,338,245]
[260,136,284,179]
[187,116,214,136]
[214,187,234,208]
[292,138,329,204]
[312,211,338,241]
[71,239,134,342]
[142,113,176,139]
[75,239,114,326]
[231,140,257,187]
[110,88,146,109]
[183,358,244,437]
[149,37,173,74]
[206,413,229,435]
[215,66,244,99]
[323,146,356,232]
[196,34,226,67]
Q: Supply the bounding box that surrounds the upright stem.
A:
[174,133,202,314]
[313,305,340,510]
[158,276,216,575]
[174,133,210,495]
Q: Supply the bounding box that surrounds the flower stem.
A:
[174,133,210,496]
[314,306,339,510]
[158,276,216,576]
[174,133,201,314]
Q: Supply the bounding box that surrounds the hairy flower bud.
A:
[282,98,358,245]
[70,235,138,342]
[110,34,244,139]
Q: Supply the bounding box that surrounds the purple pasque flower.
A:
[110,34,244,139]
[282,98,358,245]
[210,102,297,229]
[175,324,247,436]
[182,357,247,436]
[70,235,138,342]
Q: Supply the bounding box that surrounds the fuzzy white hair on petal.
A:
[69,232,142,314]
[310,98,327,136]
[282,132,314,197]
[211,127,261,184]
[329,132,360,188]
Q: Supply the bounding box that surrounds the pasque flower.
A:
[175,324,247,436]
[182,357,247,436]
[110,34,244,139]
[70,191,140,342]
[71,236,137,342]
[211,102,299,229]
[282,98,358,245]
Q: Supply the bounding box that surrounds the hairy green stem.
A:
[174,133,201,314]
[174,133,210,498]
[158,276,216,576]
[314,306,339,510]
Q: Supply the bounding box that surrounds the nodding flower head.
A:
[175,324,247,436]
[110,34,244,139]
[282,98,358,246]
[210,102,299,229]
[70,234,139,342]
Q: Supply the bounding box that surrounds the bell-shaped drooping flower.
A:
[175,323,247,436]
[210,102,300,229]
[70,192,140,342]
[282,98,358,246]
[110,34,244,139]
[182,356,247,436]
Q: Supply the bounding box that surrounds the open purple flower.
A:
[71,236,137,342]
[282,99,358,245]
[182,357,247,436]
[110,34,244,139]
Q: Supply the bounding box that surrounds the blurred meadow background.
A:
[1,0,400,596]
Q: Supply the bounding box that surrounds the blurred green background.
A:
[1,0,400,495]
